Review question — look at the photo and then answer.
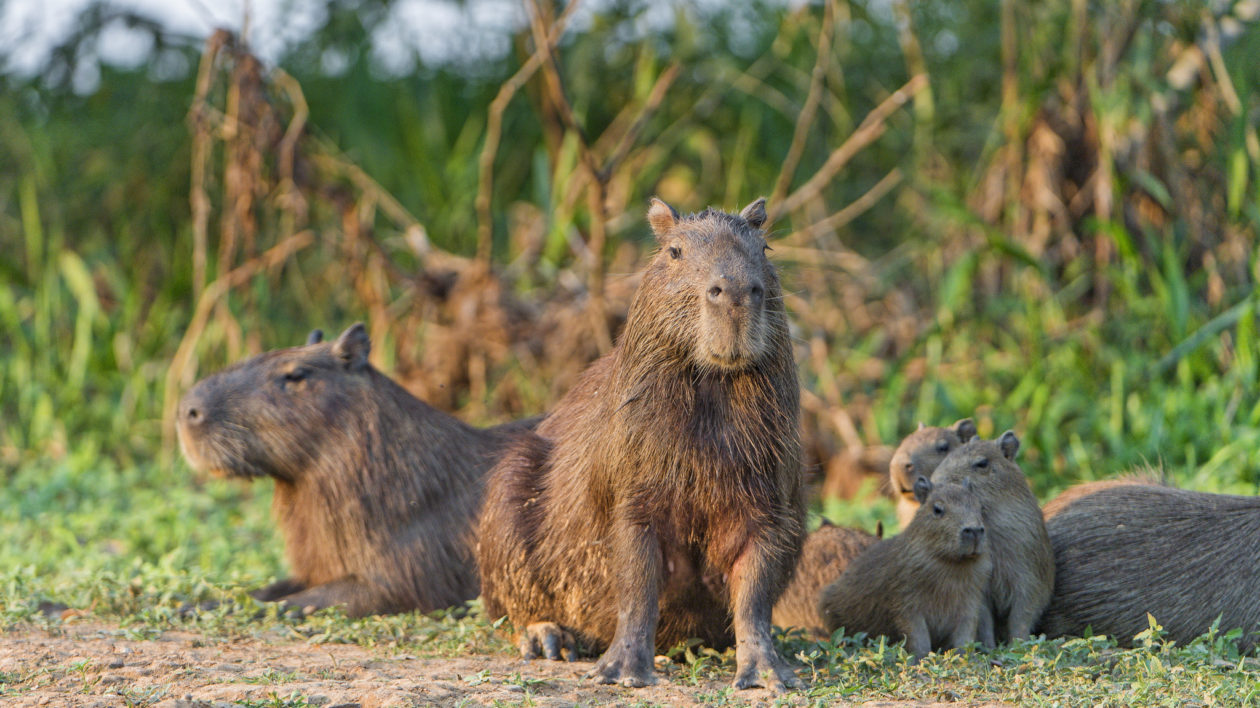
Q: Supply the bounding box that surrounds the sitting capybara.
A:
[1039,484,1260,651]
[925,432,1053,645]
[772,521,880,636]
[819,481,991,660]
[1040,472,1162,520]
[478,198,804,691]
[177,323,535,617]
[889,419,977,528]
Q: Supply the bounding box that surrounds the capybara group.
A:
[1039,483,1260,651]
[773,522,880,636]
[177,323,534,617]
[889,419,977,527]
[477,198,805,691]
[926,432,1054,644]
[819,481,991,660]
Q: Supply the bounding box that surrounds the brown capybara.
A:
[772,521,880,637]
[819,481,991,660]
[1039,484,1260,651]
[477,198,804,691]
[889,419,977,528]
[820,445,895,502]
[1040,472,1163,520]
[925,432,1054,645]
[177,323,535,617]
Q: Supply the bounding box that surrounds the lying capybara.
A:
[889,419,977,527]
[1040,472,1163,520]
[772,521,880,636]
[924,432,1053,645]
[478,198,804,691]
[819,481,990,660]
[1039,484,1260,650]
[177,323,535,617]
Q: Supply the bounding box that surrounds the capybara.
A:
[1040,472,1163,520]
[772,521,880,636]
[819,481,991,660]
[477,198,804,691]
[926,432,1054,645]
[177,323,535,617]
[1039,484,1260,651]
[889,419,977,528]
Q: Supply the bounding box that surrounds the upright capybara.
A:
[772,521,880,637]
[889,419,977,527]
[177,323,535,617]
[1040,472,1163,520]
[819,481,991,660]
[477,198,804,691]
[926,432,1054,645]
[1039,484,1260,651]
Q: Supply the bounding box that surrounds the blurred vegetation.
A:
[1,0,1260,621]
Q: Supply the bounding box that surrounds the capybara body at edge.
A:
[889,419,977,528]
[819,482,991,660]
[477,198,804,691]
[1040,473,1163,520]
[773,522,880,636]
[177,324,535,617]
[928,433,1053,645]
[1039,484,1260,651]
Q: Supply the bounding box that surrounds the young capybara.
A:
[818,481,991,660]
[1039,484,1260,651]
[1040,473,1162,520]
[477,198,804,691]
[177,323,535,617]
[772,521,880,637]
[889,419,977,528]
[925,432,1054,645]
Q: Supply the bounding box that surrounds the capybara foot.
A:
[518,622,577,661]
[585,642,657,687]
[732,644,801,693]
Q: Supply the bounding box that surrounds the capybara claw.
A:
[585,644,657,687]
[732,654,801,693]
[519,622,577,661]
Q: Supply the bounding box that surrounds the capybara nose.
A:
[961,526,985,544]
[180,389,208,427]
[706,276,764,308]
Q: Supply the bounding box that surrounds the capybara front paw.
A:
[584,643,657,687]
[518,622,577,661]
[732,646,801,693]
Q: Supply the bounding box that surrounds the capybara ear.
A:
[739,197,767,230]
[332,323,371,369]
[306,329,324,345]
[875,520,884,538]
[917,421,926,431]
[998,430,1020,460]
[647,198,679,242]
[912,475,932,504]
[953,418,978,442]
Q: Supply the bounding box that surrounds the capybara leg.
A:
[948,610,978,651]
[1005,600,1038,643]
[585,522,661,687]
[251,578,306,602]
[976,606,996,648]
[729,542,802,693]
[901,615,931,662]
[519,622,578,661]
[275,577,377,617]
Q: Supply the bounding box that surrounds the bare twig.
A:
[785,168,903,245]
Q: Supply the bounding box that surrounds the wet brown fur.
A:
[818,482,991,660]
[772,522,880,636]
[477,199,804,690]
[1039,484,1260,651]
[177,324,535,617]
[889,419,977,528]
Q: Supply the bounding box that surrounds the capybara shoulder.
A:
[773,522,879,636]
[1040,471,1165,520]
[178,323,534,617]
[889,419,976,527]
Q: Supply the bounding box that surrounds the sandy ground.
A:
[0,622,1006,707]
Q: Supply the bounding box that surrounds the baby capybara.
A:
[177,323,534,617]
[772,522,880,637]
[926,432,1054,645]
[889,419,977,528]
[819,481,991,661]
[1039,484,1260,651]
[477,198,804,691]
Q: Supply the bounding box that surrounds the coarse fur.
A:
[818,482,991,661]
[1039,484,1260,651]
[1040,471,1165,520]
[177,324,535,617]
[477,198,804,692]
[889,419,977,528]
[926,432,1054,645]
[772,522,880,637]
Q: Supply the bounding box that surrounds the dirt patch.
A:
[0,622,1006,707]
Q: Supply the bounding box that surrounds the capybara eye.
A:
[974,457,988,469]
[935,439,950,453]
[284,368,309,384]
[933,503,944,516]
[668,246,682,260]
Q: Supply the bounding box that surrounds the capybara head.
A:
[177,323,375,480]
[918,431,1021,502]
[890,418,977,503]
[913,480,986,561]
[638,197,780,371]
